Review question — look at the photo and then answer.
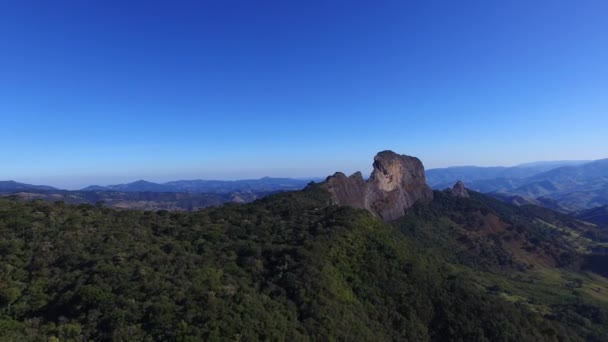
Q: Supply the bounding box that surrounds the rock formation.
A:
[450,181,470,198]
[324,150,433,221]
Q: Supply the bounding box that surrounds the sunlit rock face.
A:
[325,150,433,221]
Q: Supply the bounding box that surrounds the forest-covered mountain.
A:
[1,152,608,341]
[1,186,608,341]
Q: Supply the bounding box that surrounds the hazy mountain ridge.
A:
[0,181,58,192]
[4,157,607,212]
[82,177,319,193]
[426,160,590,190]
[427,159,608,211]
[0,177,320,211]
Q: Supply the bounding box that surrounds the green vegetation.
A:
[0,186,607,341]
[1,190,271,211]
[398,191,608,340]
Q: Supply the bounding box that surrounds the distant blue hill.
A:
[0,181,58,192]
[81,177,322,193]
[1,177,323,211]
[427,159,608,211]
[426,160,590,190]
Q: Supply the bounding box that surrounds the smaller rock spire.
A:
[450,181,470,198]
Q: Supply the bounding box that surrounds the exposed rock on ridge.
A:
[450,181,470,198]
[324,151,433,221]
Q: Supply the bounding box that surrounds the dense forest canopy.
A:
[1,185,607,341]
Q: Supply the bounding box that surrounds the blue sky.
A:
[1,1,607,189]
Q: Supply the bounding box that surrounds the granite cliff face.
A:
[324,151,433,221]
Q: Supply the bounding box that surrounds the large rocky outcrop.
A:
[324,150,433,221]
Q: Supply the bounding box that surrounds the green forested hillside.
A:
[1,185,607,341]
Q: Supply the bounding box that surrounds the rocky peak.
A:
[450,181,470,198]
[324,150,433,221]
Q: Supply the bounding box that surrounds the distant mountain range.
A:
[427,159,608,211]
[4,157,608,213]
[426,160,590,190]
[82,177,320,193]
[0,180,58,192]
[0,177,322,211]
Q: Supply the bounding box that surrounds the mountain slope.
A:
[3,186,606,341]
[576,205,608,225]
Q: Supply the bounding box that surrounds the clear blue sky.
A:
[1,1,607,189]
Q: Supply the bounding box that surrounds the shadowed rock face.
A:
[324,150,433,221]
[450,181,470,198]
